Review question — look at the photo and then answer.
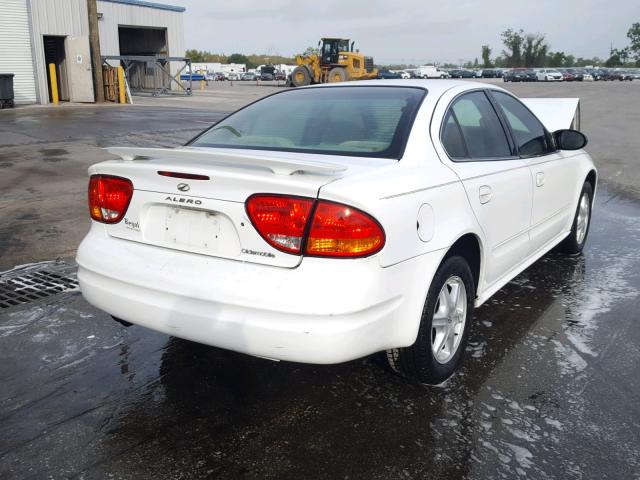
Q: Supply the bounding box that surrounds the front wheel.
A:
[559,182,593,254]
[291,66,311,87]
[387,256,475,385]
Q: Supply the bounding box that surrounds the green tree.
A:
[493,56,507,68]
[501,29,524,67]
[301,46,320,56]
[501,29,548,67]
[547,51,566,67]
[563,54,576,67]
[185,50,227,63]
[605,48,629,67]
[627,22,640,63]
[227,53,249,65]
[185,49,206,62]
[521,33,548,67]
[481,45,493,68]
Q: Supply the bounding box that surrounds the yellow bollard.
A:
[117,66,126,104]
[48,63,59,104]
[200,79,205,90]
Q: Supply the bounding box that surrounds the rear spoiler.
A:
[106,147,347,176]
[520,98,581,132]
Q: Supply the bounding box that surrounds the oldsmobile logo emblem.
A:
[177,183,190,192]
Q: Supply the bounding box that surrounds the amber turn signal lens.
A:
[305,201,385,257]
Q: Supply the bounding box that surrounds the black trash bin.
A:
[0,74,15,108]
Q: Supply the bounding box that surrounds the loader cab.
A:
[320,38,352,66]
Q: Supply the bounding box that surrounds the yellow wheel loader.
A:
[291,38,378,87]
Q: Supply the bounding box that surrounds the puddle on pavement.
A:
[1,187,639,479]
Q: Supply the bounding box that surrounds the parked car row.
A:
[199,66,638,84]
[503,67,639,82]
[197,71,289,82]
[388,66,639,83]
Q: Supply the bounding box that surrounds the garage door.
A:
[0,0,37,104]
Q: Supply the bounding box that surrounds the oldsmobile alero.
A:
[76,80,596,384]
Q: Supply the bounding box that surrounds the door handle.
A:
[536,172,546,187]
[479,185,493,204]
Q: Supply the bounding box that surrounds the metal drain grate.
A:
[0,262,79,309]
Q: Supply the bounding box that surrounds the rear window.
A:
[190,86,426,159]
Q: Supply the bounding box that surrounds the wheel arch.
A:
[443,232,483,297]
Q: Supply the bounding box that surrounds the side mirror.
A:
[553,129,588,150]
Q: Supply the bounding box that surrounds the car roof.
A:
[305,79,490,96]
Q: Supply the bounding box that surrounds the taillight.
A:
[306,201,385,257]
[88,175,133,224]
[246,195,385,258]
[246,195,314,253]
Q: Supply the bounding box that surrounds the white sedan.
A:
[77,80,596,384]
[537,68,564,81]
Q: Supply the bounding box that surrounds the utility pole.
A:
[87,0,104,102]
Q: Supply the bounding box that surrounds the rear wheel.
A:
[559,181,593,254]
[328,67,348,83]
[387,256,474,385]
[291,66,311,87]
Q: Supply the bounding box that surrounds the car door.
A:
[436,90,533,286]
[489,90,576,252]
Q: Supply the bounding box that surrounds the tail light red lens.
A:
[246,195,385,258]
[246,195,314,253]
[306,201,385,257]
[88,175,133,224]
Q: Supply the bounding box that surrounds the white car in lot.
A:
[537,68,564,81]
[77,80,596,384]
[416,65,449,78]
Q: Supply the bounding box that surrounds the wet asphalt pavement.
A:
[1,186,639,479]
[0,105,225,270]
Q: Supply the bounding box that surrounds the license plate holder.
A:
[164,207,221,250]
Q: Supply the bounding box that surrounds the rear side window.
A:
[491,91,553,156]
[190,87,426,159]
[441,110,467,158]
[447,91,512,159]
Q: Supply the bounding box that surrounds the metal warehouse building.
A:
[0,0,185,105]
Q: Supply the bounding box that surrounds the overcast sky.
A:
[176,0,639,64]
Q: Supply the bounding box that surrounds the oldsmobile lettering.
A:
[241,248,276,258]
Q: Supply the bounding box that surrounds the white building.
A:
[0,0,185,105]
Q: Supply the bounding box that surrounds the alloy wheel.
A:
[431,276,467,364]
[576,192,590,244]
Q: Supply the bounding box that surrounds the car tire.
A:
[559,181,593,255]
[328,67,348,83]
[291,66,311,87]
[386,255,475,385]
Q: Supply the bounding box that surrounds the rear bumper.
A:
[77,225,442,363]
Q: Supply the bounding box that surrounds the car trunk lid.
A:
[91,146,387,268]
